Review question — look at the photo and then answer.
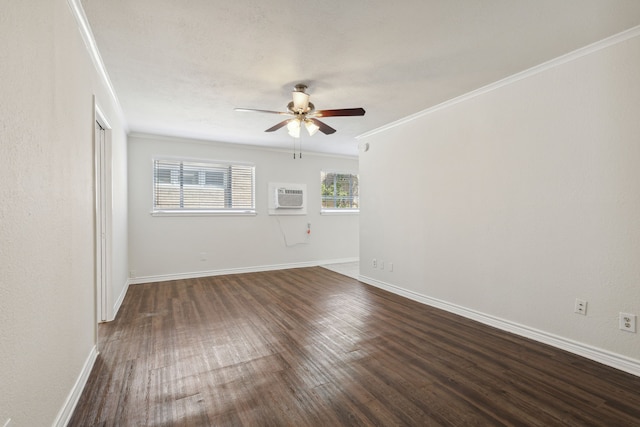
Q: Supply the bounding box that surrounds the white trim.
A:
[128,258,359,285]
[52,346,99,427]
[150,210,257,217]
[129,132,358,160]
[94,100,112,323]
[320,209,359,215]
[110,279,130,321]
[66,0,128,131]
[152,154,256,168]
[94,103,112,129]
[358,275,640,378]
[357,25,640,141]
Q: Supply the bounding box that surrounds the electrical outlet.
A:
[129,270,137,278]
[372,258,377,268]
[619,313,637,333]
[574,298,587,315]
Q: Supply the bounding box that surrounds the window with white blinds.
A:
[321,171,359,213]
[153,159,255,214]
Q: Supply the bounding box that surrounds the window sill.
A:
[151,210,257,217]
[320,209,359,215]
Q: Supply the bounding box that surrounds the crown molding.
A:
[66,0,128,131]
[128,132,359,160]
[358,25,640,140]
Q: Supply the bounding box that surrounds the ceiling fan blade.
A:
[265,119,291,132]
[308,118,336,135]
[234,108,291,115]
[312,108,366,117]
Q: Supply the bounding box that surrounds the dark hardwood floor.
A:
[69,267,640,426]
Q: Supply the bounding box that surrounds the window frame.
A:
[320,170,359,215]
[151,157,256,216]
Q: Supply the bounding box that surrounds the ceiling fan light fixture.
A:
[287,119,301,138]
[305,119,319,136]
[292,90,310,113]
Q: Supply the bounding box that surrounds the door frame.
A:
[94,100,112,325]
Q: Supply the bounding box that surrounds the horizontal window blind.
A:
[154,159,255,213]
[321,171,359,211]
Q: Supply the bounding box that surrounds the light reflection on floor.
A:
[310,262,374,364]
[320,261,359,280]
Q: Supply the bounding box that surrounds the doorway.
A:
[94,103,112,325]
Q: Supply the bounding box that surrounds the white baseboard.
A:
[52,345,98,427]
[359,275,640,378]
[111,279,130,321]
[318,257,359,265]
[129,258,359,285]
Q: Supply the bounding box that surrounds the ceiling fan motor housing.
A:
[287,101,315,115]
[291,84,311,113]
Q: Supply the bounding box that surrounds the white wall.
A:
[0,1,128,425]
[359,31,640,372]
[128,134,358,281]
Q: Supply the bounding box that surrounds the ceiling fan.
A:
[235,84,365,138]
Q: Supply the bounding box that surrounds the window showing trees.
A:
[321,171,359,212]
[153,159,255,214]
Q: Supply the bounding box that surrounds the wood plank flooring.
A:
[69,267,640,426]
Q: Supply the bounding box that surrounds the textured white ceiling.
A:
[81,0,640,156]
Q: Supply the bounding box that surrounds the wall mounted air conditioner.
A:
[268,183,306,215]
[275,187,304,209]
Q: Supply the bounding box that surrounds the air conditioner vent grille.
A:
[276,188,304,208]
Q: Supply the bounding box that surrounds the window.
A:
[153,159,255,214]
[321,171,359,213]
